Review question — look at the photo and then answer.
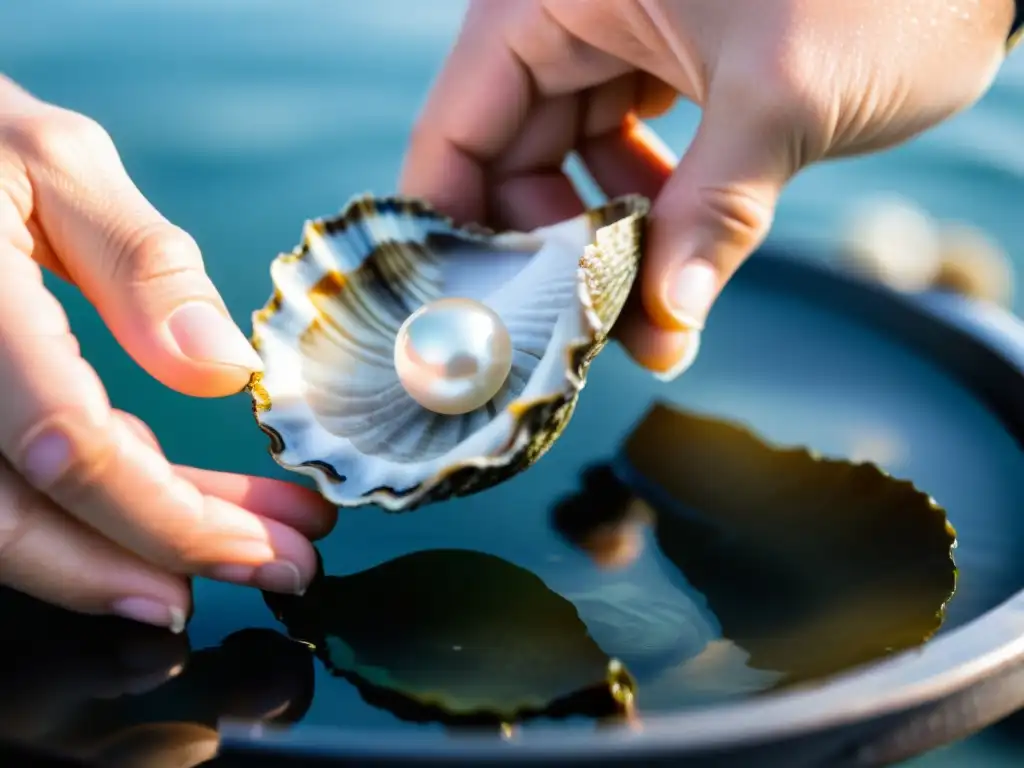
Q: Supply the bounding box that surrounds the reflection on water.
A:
[264,549,635,729]
[0,589,313,768]
[558,403,957,711]
[256,401,957,729]
[0,268,1015,764]
[0,401,987,764]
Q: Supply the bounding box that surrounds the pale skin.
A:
[0,76,338,631]
[400,0,1016,376]
[0,0,1016,630]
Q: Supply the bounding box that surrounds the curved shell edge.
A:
[247,193,650,511]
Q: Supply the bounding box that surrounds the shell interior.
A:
[249,194,649,510]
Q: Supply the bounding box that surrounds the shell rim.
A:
[246,193,651,511]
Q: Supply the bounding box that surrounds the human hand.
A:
[0,76,337,630]
[401,0,1016,378]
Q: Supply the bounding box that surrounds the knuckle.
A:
[694,184,775,247]
[715,54,833,165]
[19,410,117,498]
[107,223,205,289]
[764,62,824,115]
[144,514,206,573]
[0,474,45,578]
[4,108,116,166]
[748,71,821,131]
[164,538,205,572]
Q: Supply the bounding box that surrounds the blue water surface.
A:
[2,2,1024,765]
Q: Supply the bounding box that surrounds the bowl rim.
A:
[220,247,1024,762]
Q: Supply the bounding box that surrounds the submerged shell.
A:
[263,549,635,726]
[248,193,649,510]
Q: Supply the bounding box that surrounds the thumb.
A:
[21,110,263,398]
[640,86,799,342]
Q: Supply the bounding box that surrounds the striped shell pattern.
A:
[247,193,650,511]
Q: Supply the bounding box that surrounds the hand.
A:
[401,0,1016,378]
[0,76,336,630]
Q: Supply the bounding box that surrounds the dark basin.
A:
[3,246,1024,767]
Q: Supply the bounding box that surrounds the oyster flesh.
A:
[248,194,649,510]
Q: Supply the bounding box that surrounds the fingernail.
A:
[668,259,717,329]
[20,428,72,488]
[654,329,702,382]
[256,561,304,594]
[165,301,264,372]
[209,560,305,595]
[113,597,187,634]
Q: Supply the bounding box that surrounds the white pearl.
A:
[394,297,513,416]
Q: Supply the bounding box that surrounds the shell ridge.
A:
[349,409,437,462]
[250,193,650,508]
[305,222,361,275]
[301,321,396,369]
[360,245,421,324]
[307,383,415,423]
[334,270,407,337]
[305,274,398,351]
[308,379,407,403]
[303,370,402,402]
[265,260,320,331]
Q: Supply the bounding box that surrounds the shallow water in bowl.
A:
[178,271,1024,734]
[259,397,959,727]
[1,255,1021,764]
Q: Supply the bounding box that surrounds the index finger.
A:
[398,2,621,225]
[0,237,318,590]
[399,5,531,225]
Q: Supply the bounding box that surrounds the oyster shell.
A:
[248,193,649,510]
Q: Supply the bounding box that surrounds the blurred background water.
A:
[1,1,1023,765]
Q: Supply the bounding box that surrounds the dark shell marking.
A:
[247,193,650,510]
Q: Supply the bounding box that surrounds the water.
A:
[2,2,1024,764]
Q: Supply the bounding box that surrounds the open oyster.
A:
[247,194,649,511]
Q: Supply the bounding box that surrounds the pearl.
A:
[394,297,514,416]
